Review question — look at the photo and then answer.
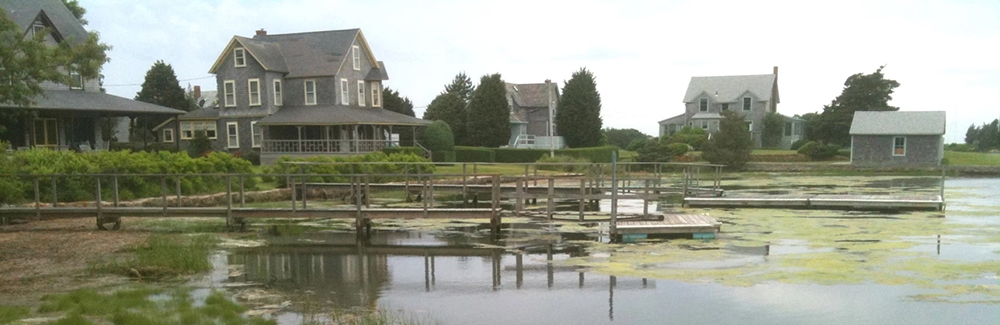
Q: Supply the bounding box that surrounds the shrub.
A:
[187,131,212,157]
[455,147,495,162]
[797,141,841,160]
[431,151,456,163]
[492,148,550,163]
[557,146,619,163]
[242,150,261,165]
[383,146,424,157]
[263,151,434,186]
[536,155,590,173]
[837,149,851,158]
[666,126,708,150]
[702,111,753,170]
[421,120,455,152]
[790,139,808,151]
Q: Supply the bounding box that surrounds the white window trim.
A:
[69,71,83,90]
[357,80,366,107]
[234,48,246,67]
[205,122,218,139]
[743,97,752,111]
[340,79,349,105]
[304,80,316,105]
[352,45,361,70]
[223,80,236,107]
[226,122,239,149]
[273,79,283,106]
[699,98,708,112]
[893,136,906,156]
[248,78,261,106]
[371,82,381,107]
[163,128,174,143]
[251,121,261,148]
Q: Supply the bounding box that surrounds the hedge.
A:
[0,149,254,204]
[383,146,424,157]
[263,151,434,186]
[432,151,456,163]
[556,146,619,163]
[455,147,495,163]
[492,148,550,163]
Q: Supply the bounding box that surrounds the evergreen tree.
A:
[761,112,785,148]
[814,66,900,146]
[423,92,467,145]
[556,68,603,148]
[466,73,510,147]
[443,72,475,102]
[964,124,979,145]
[381,87,415,117]
[135,60,192,111]
[702,110,753,170]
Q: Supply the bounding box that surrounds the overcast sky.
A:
[85,0,1000,143]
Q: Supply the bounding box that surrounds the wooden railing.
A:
[261,139,390,154]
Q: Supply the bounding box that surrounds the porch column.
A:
[142,117,148,150]
[296,126,303,153]
[352,125,359,152]
[174,116,181,152]
[411,126,416,146]
[27,112,35,148]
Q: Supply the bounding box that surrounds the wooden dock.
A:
[611,213,722,239]
[685,194,944,211]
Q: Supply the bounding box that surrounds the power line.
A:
[103,75,215,87]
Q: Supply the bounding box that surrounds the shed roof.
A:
[849,111,946,135]
[683,74,776,103]
[9,90,186,115]
[257,105,431,126]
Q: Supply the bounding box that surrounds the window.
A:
[340,79,349,105]
[701,120,709,130]
[163,129,174,143]
[357,80,366,107]
[699,98,708,112]
[181,121,217,139]
[784,122,793,136]
[743,97,751,111]
[352,45,361,70]
[273,79,283,106]
[234,48,246,67]
[251,121,262,148]
[371,83,381,107]
[226,122,239,148]
[223,80,236,107]
[893,137,906,156]
[69,71,83,90]
[29,22,45,37]
[33,118,57,147]
[248,79,260,106]
[721,103,729,111]
[304,80,316,105]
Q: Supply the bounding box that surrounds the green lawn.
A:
[944,151,1000,166]
[434,163,561,176]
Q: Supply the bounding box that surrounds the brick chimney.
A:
[193,85,201,99]
[256,29,267,36]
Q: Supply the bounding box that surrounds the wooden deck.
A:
[612,213,722,236]
[685,194,944,211]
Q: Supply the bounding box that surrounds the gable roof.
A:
[849,111,946,136]
[683,74,776,103]
[1,0,89,45]
[506,82,556,108]
[208,29,383,79]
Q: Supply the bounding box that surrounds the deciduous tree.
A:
[603,128,649,150]
[814,66,900,146]
[556,68,603,148]
[423,92,467,145]
[466,73,510,147]
[761,112,785,148]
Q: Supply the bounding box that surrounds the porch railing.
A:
[261,139,390,154]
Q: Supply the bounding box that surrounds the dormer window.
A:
[69,71,83,90]
[699,98,708,112]
[743,97,751,111]
[304,80,316,105]
[352,45,360,70]
[234,48,246,67]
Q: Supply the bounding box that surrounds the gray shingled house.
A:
[0,0,185,151]
[657,67,804,149]
[849,111,946,167]
[505,81,564,149]
[176,28,429,163]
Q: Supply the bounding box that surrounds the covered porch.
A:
[257,105,432,164]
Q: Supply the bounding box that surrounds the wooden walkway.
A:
[685,194,944,211]
[612,213,722,237]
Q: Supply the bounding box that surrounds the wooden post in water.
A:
[682,166,689,205]
[113,176,119,207]
[579,178,586,221]
[175,176,182,207]
[610,151,618,237]
[643,178,650,216]
[300,165,307,209]
[226,175,233,228]
[95,176,102,226]
[421,176,428,218]
[239,175,245,207]
[427,174,434,208]
[462,163,468,204]
[533,165,538,187]
[404,165,411,202]
[515,178,523,217]
[491,174,501,233]
[290,169,297,213]
[161,176,168,216]
[50,176,57,207]
[547,176,555,220]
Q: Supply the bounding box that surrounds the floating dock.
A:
[685,194,944,211]
[611,213,722,240]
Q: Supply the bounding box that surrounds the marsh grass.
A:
[92,234,217,278]
[35,288,274,325]
[0,305,29,324]
[129,218,230,233]
[944,151,1000,166]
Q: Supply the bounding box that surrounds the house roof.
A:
[257,105,431,127]
[209,29,383,79]
[849,111,946,136]
[691,112,722,119]
[365,61,389,80]
[506,82,556,108]
[0,0,89,45]
[9,90,186,115]
[657,113,685,125]
[683,74,776,103]
[179,107,220,120]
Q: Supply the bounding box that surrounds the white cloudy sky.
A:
[85,0,1000,143]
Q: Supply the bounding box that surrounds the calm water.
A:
[223,177,1000,324]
